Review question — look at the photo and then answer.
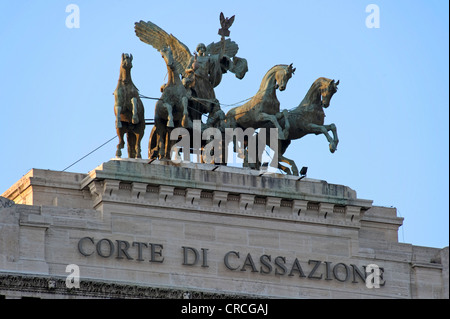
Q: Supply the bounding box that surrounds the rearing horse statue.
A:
[114,53,145,158]
[225,64,295,140]
[255,77,340,175]
[150,46,195,159]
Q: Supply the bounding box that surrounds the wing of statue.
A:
[134,20,192,77]
[206,39,239,58]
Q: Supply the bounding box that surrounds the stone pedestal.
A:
[1,159,448,299]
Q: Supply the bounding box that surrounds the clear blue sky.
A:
[0,0,448,249]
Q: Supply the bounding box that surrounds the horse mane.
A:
[300,77,333,106]
[258,64,290,91]
[117,63,139,92]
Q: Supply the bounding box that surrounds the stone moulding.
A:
[0,272,256,299]
[0,197,15,209]
[79,159,374,227]
[81,159,372,207]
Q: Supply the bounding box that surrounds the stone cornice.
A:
[82,159,373,208]
[0,272,256,299]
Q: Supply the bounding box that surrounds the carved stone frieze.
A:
[0,273,256,299]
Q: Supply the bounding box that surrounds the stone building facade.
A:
[0,159,448,299]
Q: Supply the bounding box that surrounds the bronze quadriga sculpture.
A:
[113,13,339,176]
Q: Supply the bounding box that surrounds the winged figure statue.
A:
[135,17,248,120]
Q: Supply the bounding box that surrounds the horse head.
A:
[320,79,339,108]
[121,53,133,70]
[275,64,296,91]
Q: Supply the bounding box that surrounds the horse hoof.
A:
[182,118,193,128]
[329,144,336,153]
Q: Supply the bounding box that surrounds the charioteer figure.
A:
[134,12,248,160]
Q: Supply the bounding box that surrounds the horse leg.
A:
[324,123,339,153]
[114,88,123,129]
[264,137,295,175]
[254,132,266,171]
[157,127,173,160]
[256,113,286,140]
[135,128,144,159]
[132,132,141,159]
[224,113,237,153]
[131,97,139,124]
[305,123,338,153]
[218,133,226,165]
[181,96,192,128]
[271,150,298,176]
[148,126,159,159]
[126,132,136,158]
[114,104,122,129]
[281,110,290,140]
[116,128,125,158]
[246,142,261,170]
[164,129,175,160]
[157,129,166,159]
[278,154,299,176]
[163,103,174,128]
[242,140,249,167]
[278,163,292,175]
[269,146,293,175]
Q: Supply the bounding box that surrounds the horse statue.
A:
[149,46,196,159]
[225,64,295,141]
[254,77,340,175]
[114,53,145,158]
